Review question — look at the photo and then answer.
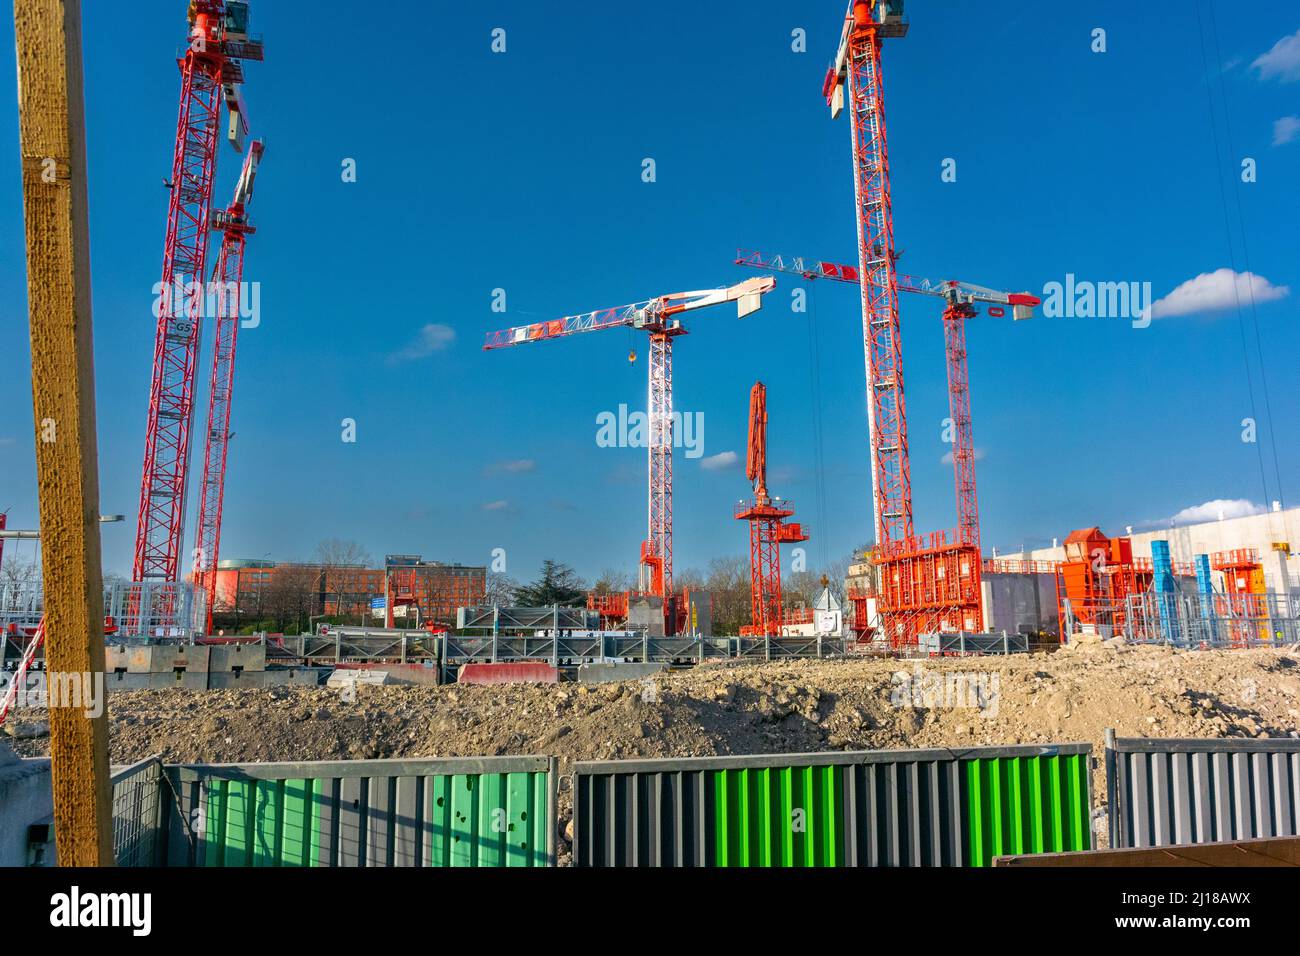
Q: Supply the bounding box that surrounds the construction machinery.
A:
[133,1,262,601]
[191,139,265,634]
[736,250,1040,643]
[736,383,808,636]
[484,277,776,632]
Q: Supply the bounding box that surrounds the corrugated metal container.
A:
[574,744,1092,867]
[165,756,555,867]
[1107,731,1300,849]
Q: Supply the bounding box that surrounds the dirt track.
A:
[8,640,1300,857]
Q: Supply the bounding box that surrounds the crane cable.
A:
[1193,0,1282,537]
[1205,0,1286,516]
[807,283,830,574]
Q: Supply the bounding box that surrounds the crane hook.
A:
[627,349,637,364]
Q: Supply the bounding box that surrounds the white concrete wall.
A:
[0,745,53,866]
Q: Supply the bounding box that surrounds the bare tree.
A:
[314,538,371,568]
[592,566,632,595]
[484,570,518,606]
[314,538,372,624]
[705,555,750,636]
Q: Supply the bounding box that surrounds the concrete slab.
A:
[333,662,440,686]
[577,661,669,684]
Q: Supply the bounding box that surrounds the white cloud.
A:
[1273,115,1300,146]
[1253,28,1300,82]
[391,323,455,362]
[1150,269,1289,319]
[1169,499,1266,525]
[940,447,986,466]
[700,450,740,471]
[481,500,509,512]
[485,458,535,475]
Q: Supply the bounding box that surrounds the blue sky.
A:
[1,0,1297,584]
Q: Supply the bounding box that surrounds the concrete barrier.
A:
[458,662,558,685]
[107,644,210,674]
[333,662,440,686]
[208,644,266,672]
[577,661,669,684]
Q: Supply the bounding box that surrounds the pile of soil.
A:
[10,641,1300,858]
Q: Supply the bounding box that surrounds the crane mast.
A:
[133,1,261,598]
[827,0,912,552]
[192,139,264,633]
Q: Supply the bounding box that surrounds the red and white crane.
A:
[737,383,808,637]
[133,2,261,599]
[192,139,264,633]
[484,277,776,627]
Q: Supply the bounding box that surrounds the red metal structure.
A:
[735,383,808,636]
[133,1,261,591]
[736,250,1039,643]
[192,139,264,633]
[483,278,775,631]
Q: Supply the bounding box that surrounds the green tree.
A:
[513,560,586,607]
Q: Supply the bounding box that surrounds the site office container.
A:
[1106,731,1300,849]
[572,743,1093,867]
[116,755,556,867]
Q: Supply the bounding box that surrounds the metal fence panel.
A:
[1107,733,1300,849]
[162,756,555,867]
[110,758,166,867]
[573,744,1092,867]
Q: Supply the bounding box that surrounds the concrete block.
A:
[577,661,669,684]
[208,644,266,672]
[208,668,323,689]
[0,746,53,866]
[106,671,208,691]
[333,662,440,686]
[106,644,210,674]
[458,662,558,685]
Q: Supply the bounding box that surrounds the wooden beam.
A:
[13,0,114,866]
[994,835,1300,868]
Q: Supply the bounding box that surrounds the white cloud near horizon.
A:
[1150,269,1289,319]
[481,500,509,512]
[1168,498,1267,525]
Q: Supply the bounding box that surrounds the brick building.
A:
[212,555,486,626]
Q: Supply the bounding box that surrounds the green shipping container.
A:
[173,756,554,868]
[574,744,1093,867]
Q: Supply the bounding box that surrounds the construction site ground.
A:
[8,639,1300,860]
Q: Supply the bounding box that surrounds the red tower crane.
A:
[484,278,776,626]
[736,383,808,637]
[133,2,262,596]
[191,139,265,633]
[815,1,1044,645]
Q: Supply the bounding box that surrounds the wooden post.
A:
[13,0,114,865]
